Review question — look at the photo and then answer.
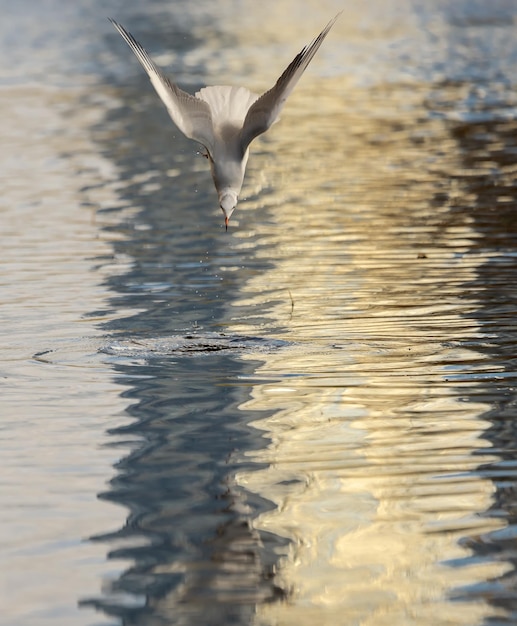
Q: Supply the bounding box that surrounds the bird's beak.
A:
[224,215,229,231]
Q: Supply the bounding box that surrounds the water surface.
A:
[2,1,517,625]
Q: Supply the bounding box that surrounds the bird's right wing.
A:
[109,19,215,154]
[239,13,340,153]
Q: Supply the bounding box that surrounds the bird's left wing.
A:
[239,13,340,153]
[109,19,215,153]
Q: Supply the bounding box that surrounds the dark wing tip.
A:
[273,12,341,93]
[239,12,341,150]
[108,18,157,75]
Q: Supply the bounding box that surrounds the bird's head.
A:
[219,190,238,230]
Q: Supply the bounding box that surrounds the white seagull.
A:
[109,14,340,229]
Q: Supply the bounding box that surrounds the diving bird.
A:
[109,14,340,229]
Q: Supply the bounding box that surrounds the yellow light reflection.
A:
[229,74,508,625]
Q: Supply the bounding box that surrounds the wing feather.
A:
[239,13,340,152]
[109,19,215,153]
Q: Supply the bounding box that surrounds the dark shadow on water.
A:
[82,354,287,625]
[80,8,287,624]
[432,84,517,624]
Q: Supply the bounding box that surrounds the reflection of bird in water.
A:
[109,14,340,229]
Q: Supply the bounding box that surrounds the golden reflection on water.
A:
[226,77,509,624]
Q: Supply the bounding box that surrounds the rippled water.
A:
[2,1,517,625]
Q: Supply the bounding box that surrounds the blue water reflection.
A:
[83,353,287,623]
[83,12,288,620]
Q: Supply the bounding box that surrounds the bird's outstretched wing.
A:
[109,19,215,153]
[239,13,340,153]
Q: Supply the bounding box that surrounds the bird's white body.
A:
[110,15,339,228]
[195,86,258,215]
